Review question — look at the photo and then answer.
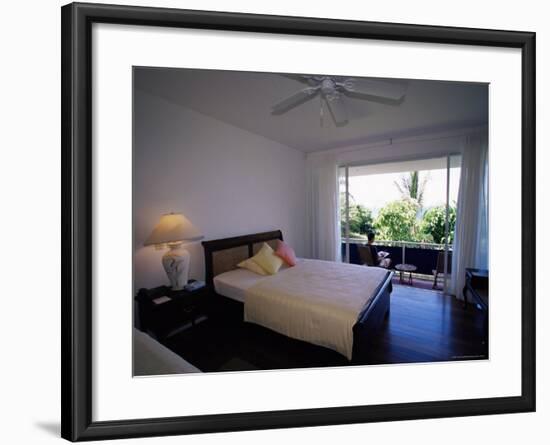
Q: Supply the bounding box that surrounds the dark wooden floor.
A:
[163,284,488,373]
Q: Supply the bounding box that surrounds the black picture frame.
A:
[61,2,536,441]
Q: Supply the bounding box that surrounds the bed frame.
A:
[201,230,393,363]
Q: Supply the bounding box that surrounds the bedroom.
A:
[133,67,489,375]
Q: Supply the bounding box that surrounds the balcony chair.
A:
[432,250,452,289]
[358,245,391,269]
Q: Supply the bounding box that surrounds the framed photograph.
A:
[61,2,536,441]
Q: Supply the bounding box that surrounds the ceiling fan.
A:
[271,75,408,127]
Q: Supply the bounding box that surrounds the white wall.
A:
[133,89,306,289]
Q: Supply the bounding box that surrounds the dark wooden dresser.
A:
[463,268,489,344]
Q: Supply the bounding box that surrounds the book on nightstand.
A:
[152,295,171,305]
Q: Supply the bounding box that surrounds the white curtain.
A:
[305,153,341,261]
[451,131,489,298]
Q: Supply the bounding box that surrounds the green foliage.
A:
[340,192,375,237]
[341,204,375,237]
[420,205,457,244]
[341,189,457,245]
[374,199,419,241]
[350,204,375,235]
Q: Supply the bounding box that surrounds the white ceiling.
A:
[135,67,488,153]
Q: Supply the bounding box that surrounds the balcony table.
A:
[395,263,417,285]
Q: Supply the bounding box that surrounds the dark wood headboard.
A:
[201,230,283,285]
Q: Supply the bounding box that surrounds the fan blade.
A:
[279,73,312,84]
[341,78,407,101]
[326,95,348,126]
[271,87,319,114]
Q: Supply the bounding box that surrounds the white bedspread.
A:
[214,268,267,303]
[244,259,389,360]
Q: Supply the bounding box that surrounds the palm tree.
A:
[394,171,428,207]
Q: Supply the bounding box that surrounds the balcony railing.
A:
[342,238,452,277]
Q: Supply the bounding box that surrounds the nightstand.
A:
[135,284,212,341]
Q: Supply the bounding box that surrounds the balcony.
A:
[342,238,452,290]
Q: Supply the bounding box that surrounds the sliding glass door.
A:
[340,155,461,295]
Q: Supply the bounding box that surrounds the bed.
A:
[133,328,201,375]
[202,230,393,362]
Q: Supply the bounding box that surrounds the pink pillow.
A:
[275,240,297,267]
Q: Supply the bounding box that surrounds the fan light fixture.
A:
[271,75,407,127]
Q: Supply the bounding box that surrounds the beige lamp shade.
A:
[144,213,203,247]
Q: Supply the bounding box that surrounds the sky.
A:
[343,167,460,216]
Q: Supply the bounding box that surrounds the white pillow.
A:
[237,257,268,275]
[250,242,284,275]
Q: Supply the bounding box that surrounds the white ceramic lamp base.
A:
[161,245,190,290]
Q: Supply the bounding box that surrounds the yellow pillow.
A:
[251,242,284,275]
[237,257,268,276]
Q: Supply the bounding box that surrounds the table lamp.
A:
[144,212,203,290]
